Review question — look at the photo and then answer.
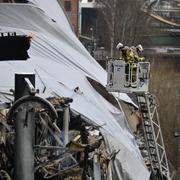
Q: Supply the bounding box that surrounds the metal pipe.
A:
[14,73,35,180]
[7,95,58,124]
[63,105,69,146]
[14,107,35,180]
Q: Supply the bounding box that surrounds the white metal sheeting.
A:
[0,1,149,179]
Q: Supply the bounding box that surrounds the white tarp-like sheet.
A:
[0,1,149,179]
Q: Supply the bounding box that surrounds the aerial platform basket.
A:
[106,59,150,93]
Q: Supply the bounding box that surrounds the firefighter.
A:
[116,43,144,63]
[116,43,129,62]
[116,43,145,87]
[134,44,145,62]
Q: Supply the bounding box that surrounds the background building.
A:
[59,0,79,35]
[79,0,97,37]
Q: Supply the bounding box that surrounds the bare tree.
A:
[96,0,150,56]
[96,0,117,56]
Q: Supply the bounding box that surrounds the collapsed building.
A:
[0,0,153,179]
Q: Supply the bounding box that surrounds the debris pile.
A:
[0,96,111,179]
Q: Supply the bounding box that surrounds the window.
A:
[64,1,71,12]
